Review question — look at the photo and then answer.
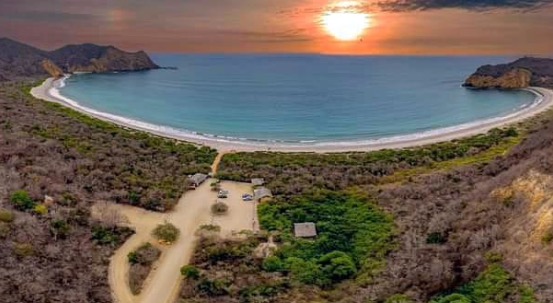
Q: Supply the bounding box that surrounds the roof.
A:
[253,187,272,200]
[188,173,208,185]
[294,222,317,238]
[251,178,265,186]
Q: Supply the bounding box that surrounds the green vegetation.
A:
[0,209,15,223]
[259,190,395,287]
[427,232,447,244]
[10,190,36,211]
[431,264,537,303]
[127,242,161,294]
[181,265,201,280]
[152,222,180,243]
[6,85,217,212]
[50,220,71,240]
[13,243,34,257]
[198,224,221,232]
[197,278,231,296]
[262,255,285,272]
[238,282,289,303]
[34,204,48,216]
[385,294,413,303]
[0,82,209,303]
[542,231,553,245]
[91,225,134,246]
[218,128,521,195]
[127,243,160,265]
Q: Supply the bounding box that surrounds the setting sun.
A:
[323,12,370,41]
[322,1,371,41]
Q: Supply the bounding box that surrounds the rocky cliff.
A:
[0,38,158,81]
[464,57,553,89]
[47,43,159,73]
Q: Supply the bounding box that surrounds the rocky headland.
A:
[0,38,158,81]
[464,57,553,89]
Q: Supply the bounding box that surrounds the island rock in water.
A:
[0,37,158,81]
[464,57,553,89]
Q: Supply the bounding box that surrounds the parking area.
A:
[212,180,259,234]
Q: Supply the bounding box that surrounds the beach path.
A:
[211,151,227,175]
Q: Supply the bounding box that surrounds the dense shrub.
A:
[152,223,180,243]
[385,294,414,303]
[259,190,395,286]
[262,256,284,272]
[91,225,133,246]
[50,220,71,240]
[431,265,537,303]
[211,202,228,215]
[13,243,34,257]
[34,204,48,216]
[10,190,36,211]
[0,82,206,303]
[218,128,520,195]
[181,265,201,280]
[319,251,357,282]
[0,210,14,223]
[128,242,161,294]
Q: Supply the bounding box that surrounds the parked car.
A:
[242,194,253,201]
[218,190,229,198]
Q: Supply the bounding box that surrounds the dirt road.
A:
[101,179,257,303]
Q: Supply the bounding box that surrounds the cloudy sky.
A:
[1,0,552,55]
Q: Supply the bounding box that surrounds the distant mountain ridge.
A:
[0,38,159,81]
[464,57,553,89]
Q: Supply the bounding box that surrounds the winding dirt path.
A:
[100,177,257,303]
[211,151,227,175]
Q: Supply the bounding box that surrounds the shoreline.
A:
[30,76,553,153]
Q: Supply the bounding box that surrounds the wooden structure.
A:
[188,173,208,189]
[294,222,317,238]
[251,178,265,187]
[253,187,272,201]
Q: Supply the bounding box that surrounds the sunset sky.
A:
[1,0,552,55]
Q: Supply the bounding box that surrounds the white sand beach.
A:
[31,77,553,153]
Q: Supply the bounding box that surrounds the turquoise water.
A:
[60,55,535,143]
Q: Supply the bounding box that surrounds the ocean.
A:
[59,55,535,144]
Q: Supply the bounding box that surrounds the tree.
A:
[152,222,180,243]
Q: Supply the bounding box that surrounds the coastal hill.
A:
[0,37,158,81]
[464,57,553,89]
